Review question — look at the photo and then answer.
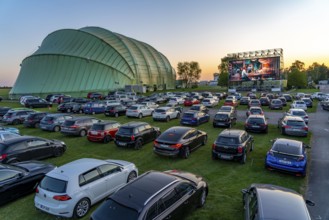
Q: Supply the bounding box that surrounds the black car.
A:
[0,160,56,206]
[154,126,207,158]
[239,96,250,105]
[302,98,313,108]
[213,111,236,128]
[115,122,160,150]
[242,184,314,220]
[278,96,287,106]
[0,107,11,119]
[212,129,254,164]
[23,112,48,128]
[0,136,66,164]
[245,115,268,133]
[90,170,208,220]
[259,97,270,106]
[190,104,209,113]
[104,104,127,117]
[72,97,89,104]
[57,102,77,113]
[283,94,293,102]
[269,99,283,110]
[61,116,99,137]
[24,98,52,108]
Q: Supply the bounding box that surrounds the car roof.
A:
[163,126,193,135]
[219,129,244,137]
[273,138,302,148]
[0,136,38,145]
[215,111,230,115]
[289,108,306,112]
[248,115,265,119]
[67,116,97,121]
[93,121,118,125]
[121,121,148,128]
[156,106,171,110]
[251,184,310,220]
[284,116,305,121]
[110,171,178,212]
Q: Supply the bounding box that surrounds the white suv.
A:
[126,104,154,118]
[152,107,180,122]
[34,158,138,218]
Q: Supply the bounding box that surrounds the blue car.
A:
[180,110,209,126]
[83,102,106,114]
[265,138,308,177]
[0,126,20,134]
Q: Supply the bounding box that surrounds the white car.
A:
[19,95,37,105]
[202,98,218,107]
[286,108,309,124]
[291,100,307,111]
[152,107,180,122]
[168,97,184,105]
[34,158,138,218]
[126,104,154,118]
[141,101,159,109]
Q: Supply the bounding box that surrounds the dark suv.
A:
[61,116,99,137]
[57,102,77,113]
[23,112,48,128]
[213,111,236,128]
[104,104,127,117]
[212,129,254,164]
[115,122,160,149]
[90,170,208,220]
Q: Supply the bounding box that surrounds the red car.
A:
[87,121,121,143]
[184,98,200,106]
[223,99,238,107]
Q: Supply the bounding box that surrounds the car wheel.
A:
[166,116,170,122]
[176,113,180,119]
[12,119,20,125]
[134,139,143,150]
[54,148,64,157]
[34,122,40,128]
[67,108,71,113]
[103,135,111,143]
[198,188,207,207]
[74,198,90,218]
[79,109,83,114]
[54,126,60,132]
[115,112,119,118]
[138,113,142,119]
[127,171,137,183]
[182,146,190,159]
[92,112,95,115]
[80,129,87,137]
[202,136,208,146]
[240,153,247,164]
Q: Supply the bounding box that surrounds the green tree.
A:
[217,60,229,86]
[177,61,201,88]
[290,60,305,71]
[287,68,307,89]
[306,62,329,83]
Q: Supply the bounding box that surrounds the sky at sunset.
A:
[0,0,328,86]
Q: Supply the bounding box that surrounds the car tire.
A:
[79,109,83,114]
[127,171,137,183]
[74,198,90,218]
[176,113,180,119]
[67,108,71,113]
[182,146,190,159]
[138,113,142,119]
[202,136,207,146]
[198,188,207,208]
[166,116,170,122]
[80,129,87,137]
[240,153,247,164]
[134,139,143,150]
[34,122,40,128]
[115,112,119,118]
[54,126,60,132]
[103,136,111,143]
[12,119,20,125]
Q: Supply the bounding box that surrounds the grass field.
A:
[0,97,312,220]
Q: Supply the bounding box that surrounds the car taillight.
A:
[283,125,291,129]
[170,143,182,149]
[237,146,243,153]
[131,135,135,141]
[36,187,39,193]
[212,143,216,149]
[153,140,159,146]
[53,195,72,201]
[0,154,7,160]
[70,125,78,128]
[303,127,308,131]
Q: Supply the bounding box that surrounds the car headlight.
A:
[60,141,65,145]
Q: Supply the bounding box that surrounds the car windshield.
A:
[248,118,264,124]
[251,109,262,114]
[272,143,302,155]
[292,111,306,116]
[287,120,305,126]
[214,114,228,119]
[93,199,138,220]
[40,176,67,193]
[220,107,231,112]
[216,136,238,145]
[190,106,200,111]
[155,109,166,113]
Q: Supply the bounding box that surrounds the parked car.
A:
[0,126,20,134]
[84,102,106,114]
[180,111,210,126]
[213,111,236,128]
[278,115,308,137]
[0,131,21,141]
[259,97,270,106]
[104,104,126,117]
[140,101,159,109]
[224,98,238,107]
[321,99,329,110]
[269,99,283,110]
[282,93,293,102]
[152,107,180,122]
[202,98,218,107]
[302,98,313,108]
[72,103,85,113]
[168,97,184,105]
[2,109,36,125]
[87,92,103,100]
[90,170,208,220]
[35,158,138,218]
[40,113,73,132]
[285,108,309,124]
[0,136,66,163]
[57,102,77,113]
[0,160,56,206]
[242,184,314,219]
[166,103,183,113]
[115,122,160,149]
[246,106,264,117]
[239,96,250,105]
[245,115,268,133]
[266,93,275,100]
[154,126,207,158]
[184,98,200,106]
[61,116,99,137]
[248,99,261,108]
[291,100,307,111]
[218,105,237,117]
[87,121,121,143]
[126,104,154,118]
[23,112,48,128]
[212,129,254,164]
[20,95,38,105]
[0,107,11,119]
[278,96,287,106]
[190,104,209,113]
[72,97,89,104]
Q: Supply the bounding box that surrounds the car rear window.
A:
[216,136,239,145]
[251,109,262,114]
[214,114,228,119]
[190,106,200,111]
[118,127,133,135]
[272,143,302,155]
[129,106,138,110]
[91,124,105,130]
[183,113,195,118]
[292,111,306,116]
[225,100,232,103]
[93,199,138,220]
[155,109,166,113]
[43,116,54,121]
[248,118,264,124]
[287,120,305,126]
[40,176,67,193]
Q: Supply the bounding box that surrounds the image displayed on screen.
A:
[228,57,280,82]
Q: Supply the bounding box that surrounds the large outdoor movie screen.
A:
[228,57,280,82]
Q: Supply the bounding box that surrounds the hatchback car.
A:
[190,104,209,113]
[90,170,208,220]
[152,107,180,122]
[242,184,314,220]
[115,122,160,149]
[278,96,287,106]
[40,113,73,132]
[302,98,313,108]
[212,129,254,164]
[265,138,309,176]
[126,104,154,118]
[269,99,283,110]
[35,158,138,218]
[246,107,264,117]
[259,97,270,106]
[153,126,207,158]
[239,96,250,105]
[291,100,307,111]
[180,111,210,126]
[23,112,48,128]
[245,115,268,133]
[285,108,309,124]
[57,102,77,113]
[0,160,56,206]
[24,98,52,108]
[224,98,238,107]
[87,121,121,143]
[278,116,308,137]
[0,136,66,164]
[213,111,236,128]
[61,116,99,137]
[248,99,261,108]
[104,104,126,117]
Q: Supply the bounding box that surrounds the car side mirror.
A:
[305,200,315,206]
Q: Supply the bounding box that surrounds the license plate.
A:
[40,204,50,211]
[217,123,224,125]
[160,144,169,148]
[117,141,127,146]
[279,160,292,165]
[252,125,260,128]
[91,131,98,135]
[220,154,232,160]
[41,126,46,129]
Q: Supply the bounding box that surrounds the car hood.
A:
[165,170,203,185]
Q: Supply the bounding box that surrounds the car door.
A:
[182,131,197,150]
[7,141,29,162]
[0,169,28,204]
[97,164,127,197]
[26,138,53,159]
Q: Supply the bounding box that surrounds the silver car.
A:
[285,108,309,124]
[152,107,180,122]
[278,115,308,137]
[126,104,154,118]
[34,158,138,218]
